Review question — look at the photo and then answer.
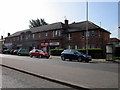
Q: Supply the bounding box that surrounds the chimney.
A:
[65,19,68,25]
[64,19,69,30]
[8,33,10,36]
[1,36,3,39]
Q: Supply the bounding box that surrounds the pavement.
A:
[50,55,120,64]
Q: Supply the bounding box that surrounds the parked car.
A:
[2,49,11,54]
[17,49,29,56]
[0,49,3,53]
[29,49,50,59]
[10,49,15,54]
[61,49,92,62]
[13,50,19,55]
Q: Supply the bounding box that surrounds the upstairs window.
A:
[53,31,54,37]
[67,33,72,40]
[91,31,95,37]
[32,34,35,39]
[45,32,48,37]
[53,30,61,37]
[82,32,85,39]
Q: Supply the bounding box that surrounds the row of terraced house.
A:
[4,20,110,52]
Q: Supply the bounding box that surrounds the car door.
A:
[35,50,39,56]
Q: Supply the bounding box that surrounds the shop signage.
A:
[49,42,59,46]
[41,43,49,46]
[17,44,22,46]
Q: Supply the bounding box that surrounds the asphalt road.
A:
[0,54,119,89]
[1,65,73,88]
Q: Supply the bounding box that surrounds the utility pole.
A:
[86,1,88,55]
[100,22,101,27]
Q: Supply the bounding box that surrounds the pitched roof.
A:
[6,21,110,38]
[67,21,110,33]
[7,22,63,38]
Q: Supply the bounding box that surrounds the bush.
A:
[113,57,120,60]
[50,49,64,56]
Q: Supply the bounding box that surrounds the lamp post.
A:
[86,1,88,55]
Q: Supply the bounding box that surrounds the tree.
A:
[29,18,48,28]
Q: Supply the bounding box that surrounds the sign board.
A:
[106,45,113,53]
[49,42,59,46]
[40,43,49,46]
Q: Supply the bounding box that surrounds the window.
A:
[86,44,90,49]
[82,32,85,39]
[67,33,72,40]
[91,31,95,37]
[29,34,31,38]
[17,37,19,41]
[86,31,90,38]
[45,32,48,37]
[68,45,71,49]
[75,45,78,49]
[21,36,22,40]
[55,31,58,36]
[26,36,28,40]
[39,33,41,38]
[82,44,85,49]
[91,44,95,48]
[58,31,61,36]
[53,31,54,37]
[33,34,35,39]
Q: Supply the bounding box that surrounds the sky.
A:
[0,0,119,38]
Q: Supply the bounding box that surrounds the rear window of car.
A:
[38,50,44,53]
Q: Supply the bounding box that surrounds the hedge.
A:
[50,48,105,59]
[113,57,120,60]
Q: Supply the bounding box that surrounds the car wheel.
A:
[18,53,21,56]
[78,57,82,62]
[39,55,42,58]
[46,57,49,59]
[30,54,33,58]
[61,56,65,61]
[85,60,89,63]
[69,59,72,61]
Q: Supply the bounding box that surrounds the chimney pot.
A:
[8,33,10,36]
[65,19,68,25]
[1,36,3,39]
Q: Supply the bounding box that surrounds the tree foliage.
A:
[29,18,48,28]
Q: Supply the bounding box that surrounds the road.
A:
[1,65,72,88]
[0,54,119,89]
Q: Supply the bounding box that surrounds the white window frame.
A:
[45,32,48,37]
[75,45,78,49]
[33,34,35,39]
[67,33,72,40]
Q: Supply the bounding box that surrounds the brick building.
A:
[4,20,110,52]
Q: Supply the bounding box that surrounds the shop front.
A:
[37,42,60,53]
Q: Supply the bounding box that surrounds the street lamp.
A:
[86,1,88,55]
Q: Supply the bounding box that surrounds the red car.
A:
[29,49,50,59]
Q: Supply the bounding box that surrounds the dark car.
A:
[10,49,15,54]
[61,49,92,62]
[17,49,29,56]
[29,49,50,59]
[13,50,19,55]
[2,49,11,54]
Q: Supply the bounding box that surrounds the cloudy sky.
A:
[0,0,119,38]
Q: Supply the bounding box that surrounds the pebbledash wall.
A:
[4,20,110,52]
